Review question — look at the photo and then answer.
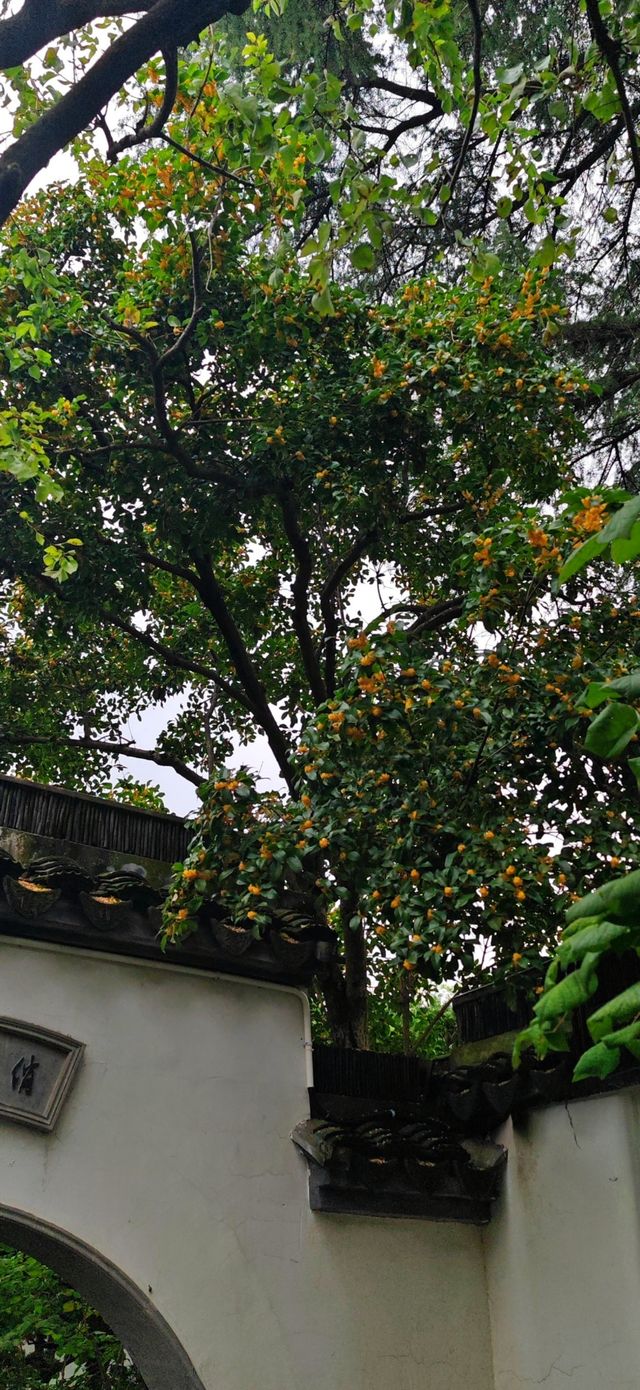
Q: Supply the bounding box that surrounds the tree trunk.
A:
[342,911,369,1048]
[318,909,369,1049]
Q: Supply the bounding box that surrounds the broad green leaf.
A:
[557,918,632,969]
[597,495,640,543]
[600,1021,640,1056]
[498,62,524,83]
[311,286,334,316]
[350,242,375,271]
[533,961,598,1023]
[558,533,606,583]
[611,520,640,563]
[581,682,614,710]
[588,983,640,1041]
[607,670,640,701]
[585,702,640,759]
[596,869,640,923]
[533,235,558,267]
[573,1040,620,1081]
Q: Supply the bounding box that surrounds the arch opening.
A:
[0,1206,206,1390]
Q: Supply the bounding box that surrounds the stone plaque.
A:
[0,1019,84,1132]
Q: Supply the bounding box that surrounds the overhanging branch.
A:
[0,0,250,226]
[0,0,155,69]
[4,731,203,787]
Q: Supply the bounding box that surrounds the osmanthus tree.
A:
[0,129,638,1045]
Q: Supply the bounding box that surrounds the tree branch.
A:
[160,132,256,187]
[353,77,442,111]
[408,597,464,635]
[192,555,297,792]
[279,489,326,705]
[103,292,240,488]
[319,527,377,697]
[3,732,203,786]
[447,0,482,202]
[0,0,250,226]
[585,0,640,186]
[99,607,252,708]
[0,0,155,69]
[105,45,178,160]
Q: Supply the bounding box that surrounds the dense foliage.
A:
[0,8,639,1046]
[515,501,640,1081]
[0,101,638,1041]
[0,1245,144,1388]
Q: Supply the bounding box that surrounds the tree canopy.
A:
[1,7,639,1045]
[1,68,639,1041]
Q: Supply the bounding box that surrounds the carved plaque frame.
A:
[0,1019,84,1132]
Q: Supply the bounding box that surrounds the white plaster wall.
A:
[484,1093,640,1390]
[0,937,493,1390]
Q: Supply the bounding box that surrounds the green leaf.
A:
[607,669,640,701]
[573,1040,620,1081]
[588,983,640,1041]
[581,682,614,710]
[496,195,512,218]
[533,960,599,1023]
[498,62,524,84]
[310,286,334,316]
[558,533,606,583]
[628,757,640,785]
[513,1023,547,1068]
[557,918,632,969]
[532,234,558,268]
[601,1021,640,1057]
[523,198,543,225]
[350,242,375,271]
[597,495,640,544]
[611,520,640,564]
[585,701,640,759]
[596,868,640,923]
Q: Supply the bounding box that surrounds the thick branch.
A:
[106,45,178,160]
[0,0,250,226]
[4,732,202,787]
[353,77,442,111]
[0,0,154,69]
[279,490,326,705]
[193,555,297,792]
[585,0,640,186]
[409,597,464,635]
[104,301,239,487]
[318,525,378,695]
[161,133,256,188]
[319,527,376,697]
[158,230,204,367]
[100,607,251,707]
[447,0,482,201]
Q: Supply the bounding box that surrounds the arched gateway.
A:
[3,773,640,1390]
[0,1206,206,1390]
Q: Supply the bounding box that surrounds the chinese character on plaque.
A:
[0,1021,84,1131]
